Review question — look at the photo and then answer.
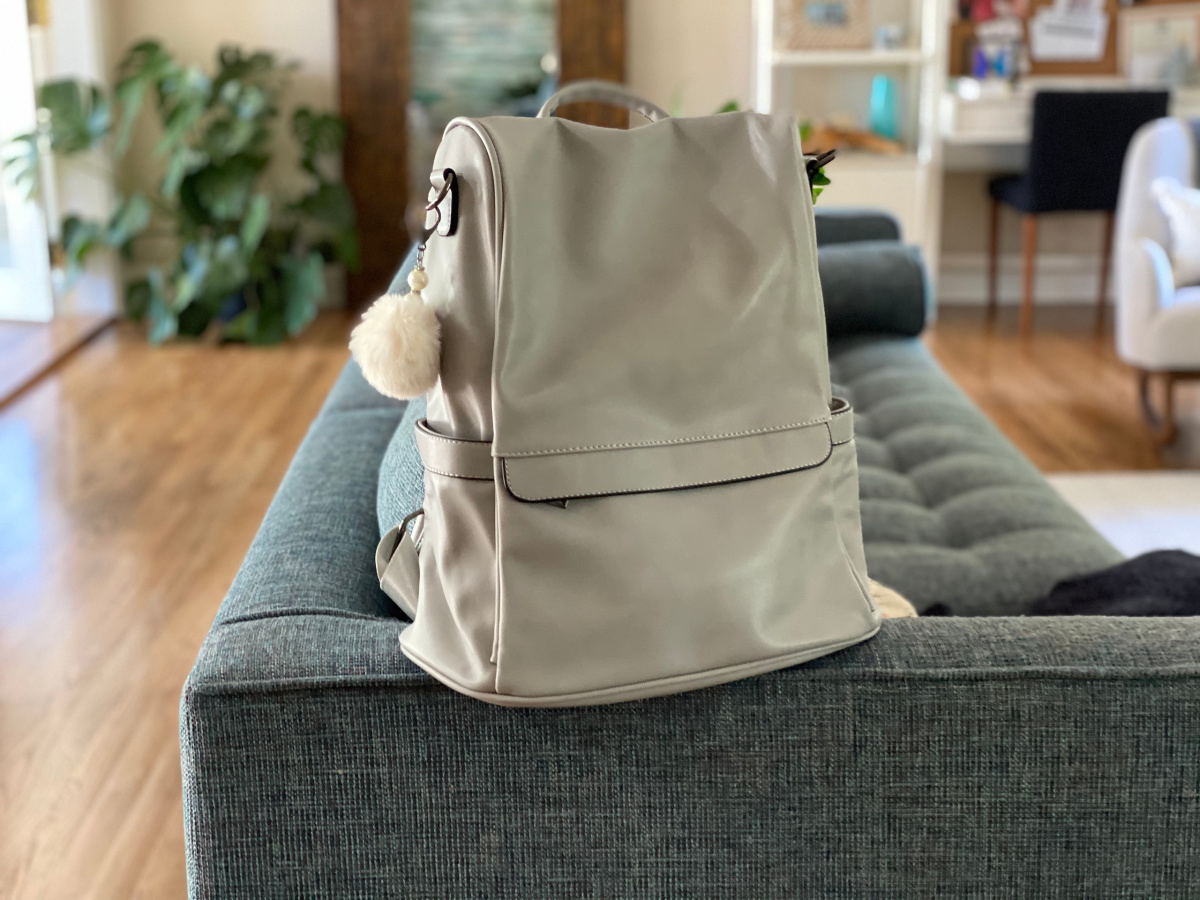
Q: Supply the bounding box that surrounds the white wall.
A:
[104,0,338,198]
[627,0,754,116]
[104,0,337,107]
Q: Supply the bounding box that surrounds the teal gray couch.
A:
[181,211,1200,898]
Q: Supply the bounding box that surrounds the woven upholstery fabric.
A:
[376,399,425,536]
[185,557,1200,898]
[813,206,902,245]
[819,241,930,340]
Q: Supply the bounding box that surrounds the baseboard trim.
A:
[938,252,1113,306]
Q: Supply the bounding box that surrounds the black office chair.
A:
[987,90,1169,336]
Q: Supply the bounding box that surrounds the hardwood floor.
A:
[0,302,1190,898]
[925,305,1196,472]
[0,314,113,408]
[0,314,353,899]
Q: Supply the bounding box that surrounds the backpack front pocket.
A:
[491,414,878,703]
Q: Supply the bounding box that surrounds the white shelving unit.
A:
[773,48,930,66]
[754,0,949,276]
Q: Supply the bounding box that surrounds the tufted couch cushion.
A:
[830,336,1122,615]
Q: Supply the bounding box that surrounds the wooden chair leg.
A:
[987,197,1001,324]
[1162,372,1178,445]
[1097,210,1114,336]
[1138,370,1180,445]
[1020,214,1038,339]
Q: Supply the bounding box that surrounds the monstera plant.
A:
[2,41,358,344]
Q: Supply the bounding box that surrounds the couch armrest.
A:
[820,240,929,338]
[1116,237,1174,365]
[186,387,1200,898]
[183,607,1200,898]
[815,207,903,245]
[210,361,408,627]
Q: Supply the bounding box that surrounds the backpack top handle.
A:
[536,80,669,124]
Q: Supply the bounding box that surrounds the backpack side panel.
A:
[398,122,503,692]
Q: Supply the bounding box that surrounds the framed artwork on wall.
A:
[775,0,871,50]
[1120,3,1200,85]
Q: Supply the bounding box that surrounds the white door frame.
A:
[0,0,54,323]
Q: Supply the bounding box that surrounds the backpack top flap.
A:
[472,110,832,466]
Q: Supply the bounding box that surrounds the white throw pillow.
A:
[1152,176,1200,288]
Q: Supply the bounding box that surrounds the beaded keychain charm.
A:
[350,170,457,400]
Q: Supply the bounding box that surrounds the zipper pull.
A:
[805,149,837,182]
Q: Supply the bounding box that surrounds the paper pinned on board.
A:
[1028,0,1109,62]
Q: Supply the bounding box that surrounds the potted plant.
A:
[2,40,359,344]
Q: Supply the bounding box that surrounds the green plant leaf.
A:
[182,153,265,220]
[202,116,261,159]
[147,299,179,344]
[1,134,40,199]
[106,193,152,248]
[162,145,209,198]
[332,229,361,271]
[172,243,209,310]
[205,234,249,299]
[145,270,178,344]
[38,80,110,154]
[250,303,287,345]
[281,250,324,336]
[238,268,287,345]
[214,45,279,91]
[114,41,178,155]
[295,181,355,229]
[154,66,212,155]
[240,193,271,257]
[811,168,830,186]
[716,100,740,113]
[176,301,215,336]
[292,107,345,174]
[292,108,345,153]
[125,278,153,320]
[222,307,257,341]
[62,216,104,281]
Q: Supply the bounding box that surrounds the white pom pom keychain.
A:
[351,170,458,400]
[350,242,441,400]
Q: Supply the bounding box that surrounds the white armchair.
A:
[1115,117,1200,443]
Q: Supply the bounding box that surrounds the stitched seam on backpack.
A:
[500,415,830,457]
[501,433,833,502]
[423,463,493,481]
[416,425,490,448]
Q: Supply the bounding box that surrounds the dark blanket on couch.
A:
[1030,550,1200,616]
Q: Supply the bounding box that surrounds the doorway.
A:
[0,0,54,323]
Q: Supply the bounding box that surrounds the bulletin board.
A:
[948,0,1121,76]
[1022,0,1120,75]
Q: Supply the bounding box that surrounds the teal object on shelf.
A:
[869,74,899,141]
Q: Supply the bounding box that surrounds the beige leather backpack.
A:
[360,81,880,707]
